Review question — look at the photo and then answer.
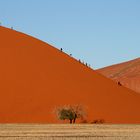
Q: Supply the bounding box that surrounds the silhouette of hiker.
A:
[60,48,63,52]
[11,27,13,30]
[118,81,122,86]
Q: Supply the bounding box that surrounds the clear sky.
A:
[0,0,140,69]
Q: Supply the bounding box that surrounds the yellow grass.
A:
[0,124,139,140]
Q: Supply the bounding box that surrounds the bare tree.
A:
[54,104,86,124]
[70,104,86,123]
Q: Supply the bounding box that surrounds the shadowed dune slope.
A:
[97,58,140,93]
[0,26,140,123]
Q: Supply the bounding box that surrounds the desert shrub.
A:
[91,119,105,124]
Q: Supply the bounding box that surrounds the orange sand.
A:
[0,26,140,123]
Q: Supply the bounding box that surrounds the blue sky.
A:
[0,0,140,69]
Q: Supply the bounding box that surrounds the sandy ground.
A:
[0,124,139,140]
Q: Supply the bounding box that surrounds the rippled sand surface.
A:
[0,124,139,140]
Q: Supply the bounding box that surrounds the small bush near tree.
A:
[91,119,105,124]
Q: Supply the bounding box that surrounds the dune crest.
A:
[98,58,140,93]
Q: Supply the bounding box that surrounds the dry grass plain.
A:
[0,124,139,140]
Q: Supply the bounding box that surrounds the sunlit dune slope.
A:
[98,58,140,93]
[0,26,140,123]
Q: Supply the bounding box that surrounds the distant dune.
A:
[0,26,140,123]
[97,58,140,93]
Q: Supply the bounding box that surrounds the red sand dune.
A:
[98,58,140,93]
[0,26,140,123]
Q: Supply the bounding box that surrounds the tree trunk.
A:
[70,119,72,124]
[73,118,76,123]
[73,114,77,123]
